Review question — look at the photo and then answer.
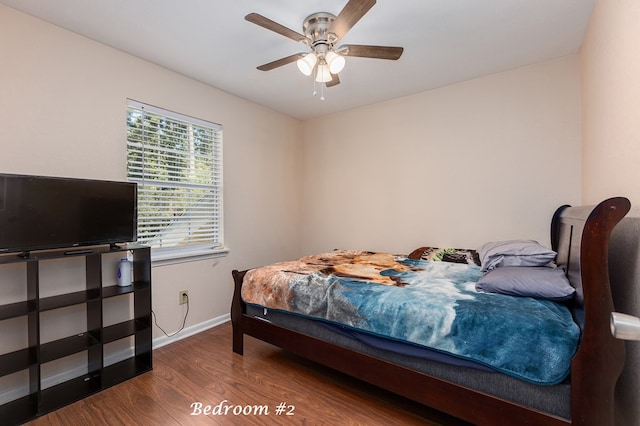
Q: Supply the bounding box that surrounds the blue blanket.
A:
[242,251,580,385]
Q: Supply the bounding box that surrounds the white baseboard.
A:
[0,314,231,405]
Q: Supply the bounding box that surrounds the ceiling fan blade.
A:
[326,73,341,87]
[257,53,304,71]
[338,44,404,60]
[329,0,376,42]
[245,13,308,43]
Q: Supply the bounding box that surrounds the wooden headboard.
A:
[550,196,630,424]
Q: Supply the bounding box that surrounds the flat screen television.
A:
[0,173,137,255]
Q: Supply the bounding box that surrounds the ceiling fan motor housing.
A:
[303,12,338,55]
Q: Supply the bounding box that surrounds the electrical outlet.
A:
[179,290,189,305]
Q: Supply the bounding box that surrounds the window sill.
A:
[151,247,229,266]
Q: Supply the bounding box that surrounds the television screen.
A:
[0,174,137,254]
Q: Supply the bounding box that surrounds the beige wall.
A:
[301,56,582,255]
[581,1,640,424]
[0,3,302,358]
[581,0,640,207]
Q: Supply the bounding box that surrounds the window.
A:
[126,99,224,261]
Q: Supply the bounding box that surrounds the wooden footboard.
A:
[231,197,630,426]
[231,269,247,355]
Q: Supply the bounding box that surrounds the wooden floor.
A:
[27,322,469,425]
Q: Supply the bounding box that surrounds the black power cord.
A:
[151,293,189,337]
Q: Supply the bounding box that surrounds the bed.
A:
[231,197,630,425]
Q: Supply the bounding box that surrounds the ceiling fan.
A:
[245,0,404,90]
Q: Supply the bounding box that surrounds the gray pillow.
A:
[478,239,556,272]
[475,266,575,301]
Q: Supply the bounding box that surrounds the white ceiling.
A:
[1,0,595,120]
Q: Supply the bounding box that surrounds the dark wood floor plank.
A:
[26,322,466,425]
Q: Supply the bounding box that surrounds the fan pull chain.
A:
[311,77,325,101]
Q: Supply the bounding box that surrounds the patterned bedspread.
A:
[241,250,580,385]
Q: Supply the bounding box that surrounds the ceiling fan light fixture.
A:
[315,63,332,83]
[296,53,317,76]
[326,51,346,74]
[247,2,404,96]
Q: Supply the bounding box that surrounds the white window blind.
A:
[126,99,224,259]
